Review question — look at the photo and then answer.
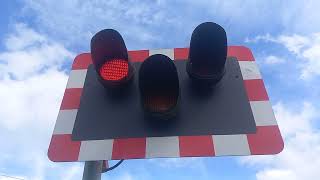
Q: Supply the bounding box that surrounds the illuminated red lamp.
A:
[91,29,134,88]
[99,59,129,81]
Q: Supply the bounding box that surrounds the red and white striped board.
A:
[48,46,284,162]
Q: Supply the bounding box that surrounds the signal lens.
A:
[145,94,176,112]
[99,59,129,81]
[187,22,227,84]
[139,54,180,119]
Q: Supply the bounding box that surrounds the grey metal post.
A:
[82,161,103,180]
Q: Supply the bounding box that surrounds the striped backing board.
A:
[48,46,284,162]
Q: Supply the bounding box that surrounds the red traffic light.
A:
[91,29,134,87]
[99,59,129,81]
[187,22,227,85]
[139,54,180,120]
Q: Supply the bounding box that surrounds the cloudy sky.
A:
[0,0,320,180]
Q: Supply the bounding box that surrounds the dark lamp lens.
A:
[144,94,176,112]
[187,22,227,84]
[99,59,128,81]
[139,54,180,119]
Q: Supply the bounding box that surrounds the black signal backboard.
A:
[72,57,256,141]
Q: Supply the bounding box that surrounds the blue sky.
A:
[0,0,320,180]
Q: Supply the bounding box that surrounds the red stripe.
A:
[247,126,284,155]
[174,48,189,60]
[48,134,81,162]
[72,53,92,70]
[179,136,215,157]
[128,50,149,62]
[112,138,146,159]
[228,46,254,61]
[244,79,269,101]
[60,88,83,110]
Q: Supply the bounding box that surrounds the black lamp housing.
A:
[139,54,180,120]
[91,29,134,88]
[187,22,227,86]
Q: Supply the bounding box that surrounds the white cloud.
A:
[241,101,320,180]
[264,56,286,65]
[274,102,316,138]
[4,23,46,51]
[149,157,204,169]
[0,23,74,80]
[0,23,71,130]
[0,69,67,130]
[245,34,276,43]
[281,0,320,34]
[277,35,311,55]
[61,164,83,180]
[22,0,168,49]
[107,172,134,180]
[20,0,320,51]
[300,37,320,79]
[0,175,26,180]
[256,169,297,180]
[148,157,210,179]
[0,23,76,180]
[246,33,320,80]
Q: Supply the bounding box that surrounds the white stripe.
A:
[239,61,262,80]
[66,69,87,88]
[149,49,174,60]
[146,136,180,158]
[53,110,78,134]
[78,139,114,161]
[213,134,251,156]
[250,101,277,126]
